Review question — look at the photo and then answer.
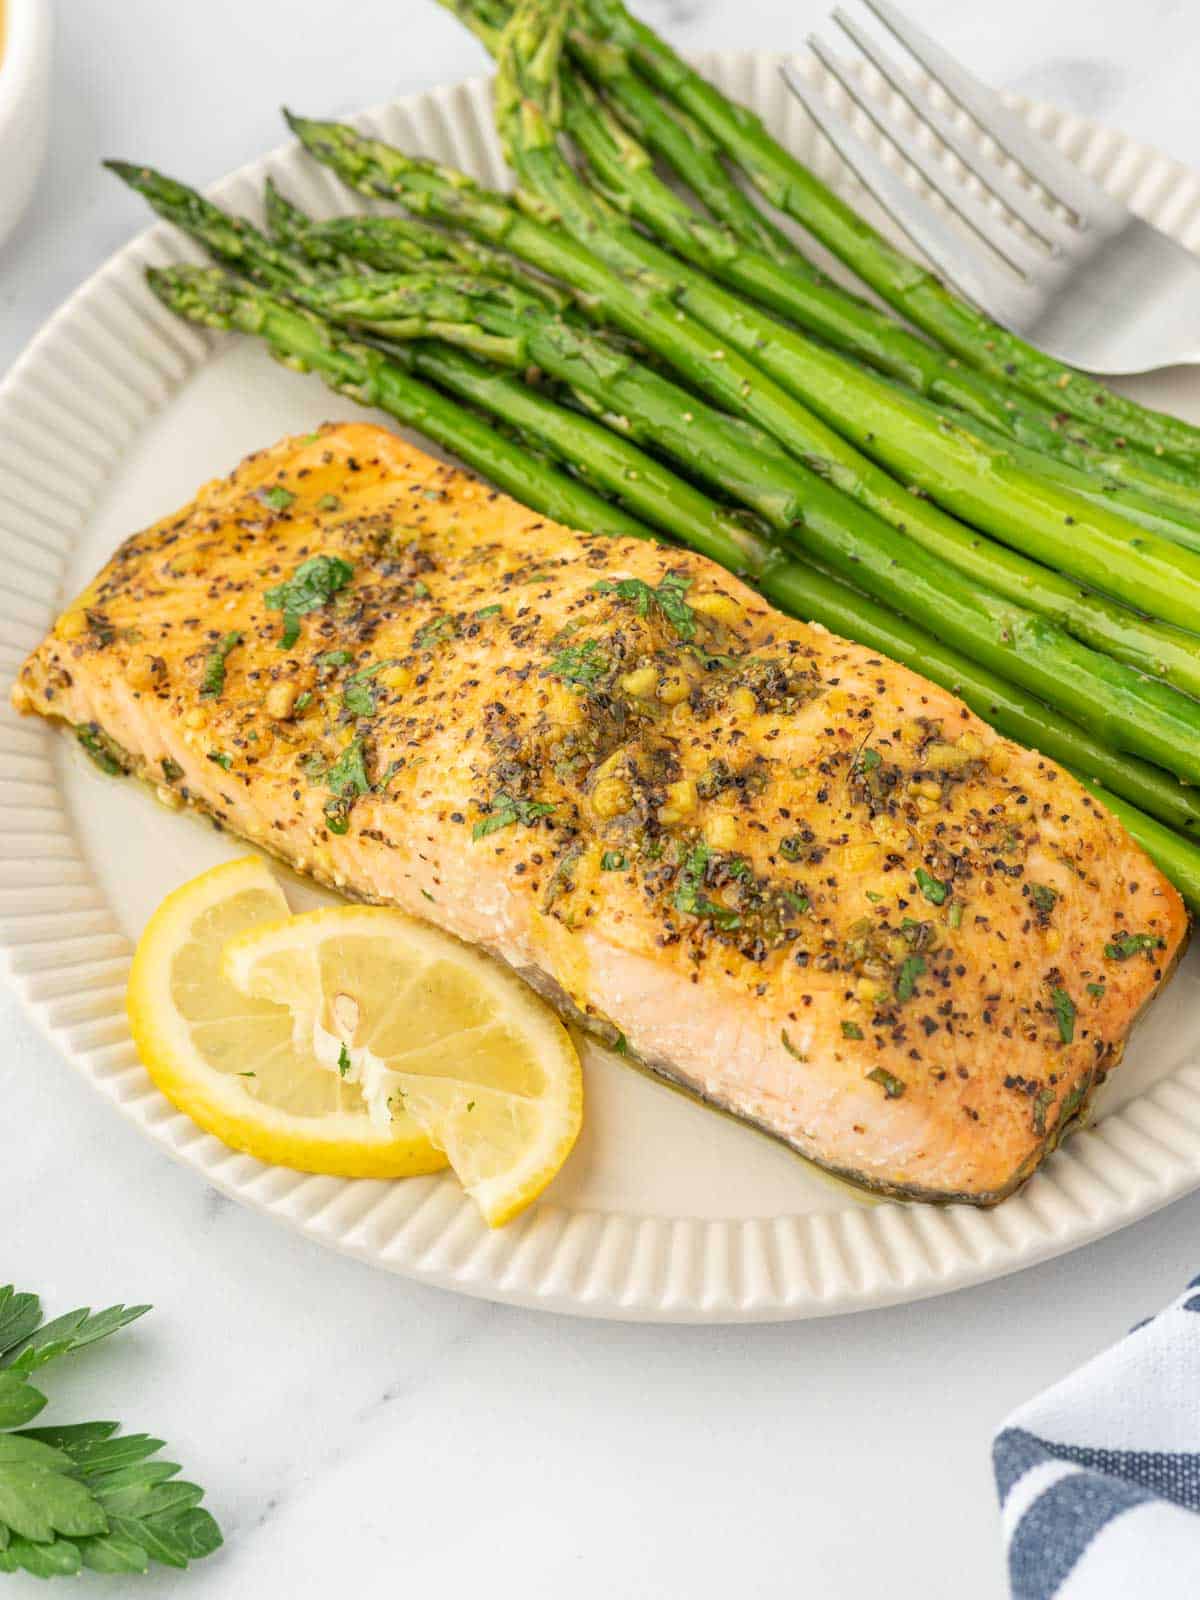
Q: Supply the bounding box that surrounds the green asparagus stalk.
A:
[861,367,1200,553]
[448,0,1200,521]
[440,0,798,260]
[251,171,1200,563]
[266,184,1188,627]
[285,266,1200,782]
[146,264,652,542]
[556,57,1200,527]
[283,120,1200,697]
[488,0,1200,633]
[579,0,1200,466]
[146,264,1200,898]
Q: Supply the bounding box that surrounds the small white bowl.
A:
[0,0,52,251]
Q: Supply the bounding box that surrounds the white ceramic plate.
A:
[3,52,1200,1322]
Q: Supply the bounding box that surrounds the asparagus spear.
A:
[146,264,652,542]
[126,142,1200,701]
[862,366,1200,553]
[282,122,1200,696]
[488,0,1200,633]
[145,265,1200,899]
[284,266,1200,781]
[579,0,1200,466]
[109,151,1200,780]
[105,160,1200,688]
[447,0,1200,521]
[557,58,1200,528]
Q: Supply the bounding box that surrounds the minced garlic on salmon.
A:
[13,423,1188,1202]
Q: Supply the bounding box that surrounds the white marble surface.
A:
[5,2,1200,1595]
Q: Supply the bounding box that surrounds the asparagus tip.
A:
[103,158,144,184]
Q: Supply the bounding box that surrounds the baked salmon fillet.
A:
[13,422,1187,1203]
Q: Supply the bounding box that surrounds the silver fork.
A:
[781,0,1200,374]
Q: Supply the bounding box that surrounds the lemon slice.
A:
[223,905,583,1225]
[126,857,445,1178]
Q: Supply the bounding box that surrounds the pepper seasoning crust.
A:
[14,423,1187,1203]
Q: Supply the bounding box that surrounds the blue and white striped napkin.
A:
[993,1273,1200,1598]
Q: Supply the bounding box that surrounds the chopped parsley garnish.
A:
[914,866,948,906]
[593,573,697,641]
[1050,986,1076,1043]
[778,835,806,862]
[841,1020,864,1040]
[340,661,396,719]
[1086,982,1106,999]
[780,1029,807,1063]
[412,580,431,599]
[1032,1086,1056,1135]
[322,737,370,835]
[337,1043,351,1079]
[895,954,926,1002]
[672,841,741,929]
[318,649,354,669]
[948,901,964,930]
[294,691,313,713]
[474,604,501,619]
[867,1067,906,1099]
[858,747,882,771]
[1030,884,1058,914]
[207,750,232,771]
[541,842,584,912]
[258,484,296,513]
[265,554,353,651]
[316,493,341,511]
[199,631,241,699]
[413,614,458,650]
[472,792,556,841]
[342,681,375,717]
[75,723,129,777]
[601,850,626,871]
[1104,932,1165,961]
[326,739,370,798]
[324,806,351,835]
[546,637,608,688]
[782,890,810,915]
[161,757,183,784]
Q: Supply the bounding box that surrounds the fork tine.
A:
[780,63,1031,322]
[831,6,1069,249]
[806,37,1046,280]
[860,0,1111,223]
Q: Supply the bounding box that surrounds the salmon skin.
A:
[14,422,1187,1203]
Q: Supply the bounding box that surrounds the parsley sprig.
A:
[0,1286,221,1579]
